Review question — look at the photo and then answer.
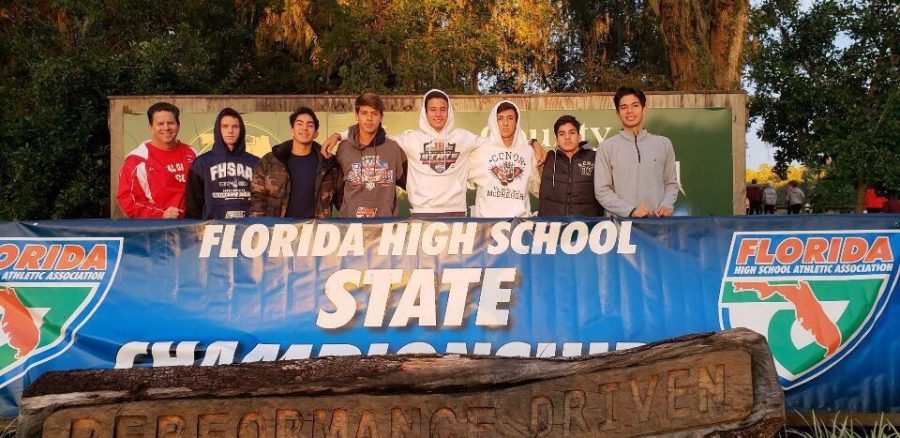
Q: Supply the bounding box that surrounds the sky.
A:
[746,120,775,169]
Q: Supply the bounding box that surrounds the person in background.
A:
[746,179,763,215]
[786,180,805,214]
[762,182,777,214]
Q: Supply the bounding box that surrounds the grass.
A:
[0,418,14,438]
[780,413,899,438]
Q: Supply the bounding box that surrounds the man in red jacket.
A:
[746,179,763,215]
[116,102,198,218]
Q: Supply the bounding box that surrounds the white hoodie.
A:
[338,90,480,214]
[468,101,540,218]
[394,89,481,214]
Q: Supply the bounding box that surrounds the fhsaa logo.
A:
[719,231,897,389]
[0,238,122,390]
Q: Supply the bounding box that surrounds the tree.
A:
[0,0,753,219]
[546,0,672,92]
[253,0,751,94]
[649,0,749,90]
[746,0,900,211]
[0,0,270,220]
[745,163,806,188]
[254,0,559,94]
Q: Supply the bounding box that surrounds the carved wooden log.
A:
[17,328,784,437]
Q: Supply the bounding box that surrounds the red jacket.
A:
[116,141,197,218]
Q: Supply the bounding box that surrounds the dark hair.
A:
[554,115,581,135]
[147,102,180,125]
[355,93,385,115]
[290,107,319,130]
[613,87,646,109]
[218,107,241,121]
[424,90,449,107]
[496,101,518,120]
[789,180,799,187]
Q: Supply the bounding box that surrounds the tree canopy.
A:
[2,0,749,219]
[746,0,899,210]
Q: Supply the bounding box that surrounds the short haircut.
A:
[290,107,320,130]
[355,93,385,115]
[613,87,647,109]
[218,107,241,122]
[554,115,581,135]
[147,102,180,124]
[424,90,449,107]
[496,101,518,120]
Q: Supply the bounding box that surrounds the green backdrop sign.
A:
[124,108,732,216]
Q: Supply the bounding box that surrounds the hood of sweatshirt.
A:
[211,108,247,156]
[347,124,388,150]
[418,89,455,139]
[487,101,528,149]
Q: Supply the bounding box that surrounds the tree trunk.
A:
[856,179,868,213]
[650,0,748,90]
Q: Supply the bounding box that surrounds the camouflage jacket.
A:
[249,140,341,218]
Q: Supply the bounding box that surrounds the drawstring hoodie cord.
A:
[552,150,558,188]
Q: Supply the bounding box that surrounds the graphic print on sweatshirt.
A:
[489,151,527,186]
[209,162,253,205]
[348,155,395,190]
[484,150,530,202]
[578,160,594,176]
[419,141,460,174]
[355,207,378,218]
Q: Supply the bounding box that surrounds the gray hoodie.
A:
[593,129,678,217]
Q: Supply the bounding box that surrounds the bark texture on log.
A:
[18,328,784,437]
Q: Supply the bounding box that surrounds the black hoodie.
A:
[186,109,260,219]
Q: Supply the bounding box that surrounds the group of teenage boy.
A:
[116,87,678,220]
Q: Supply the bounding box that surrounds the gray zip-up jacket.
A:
[593,129,679,217]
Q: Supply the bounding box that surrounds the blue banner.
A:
[0,216,897,417]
